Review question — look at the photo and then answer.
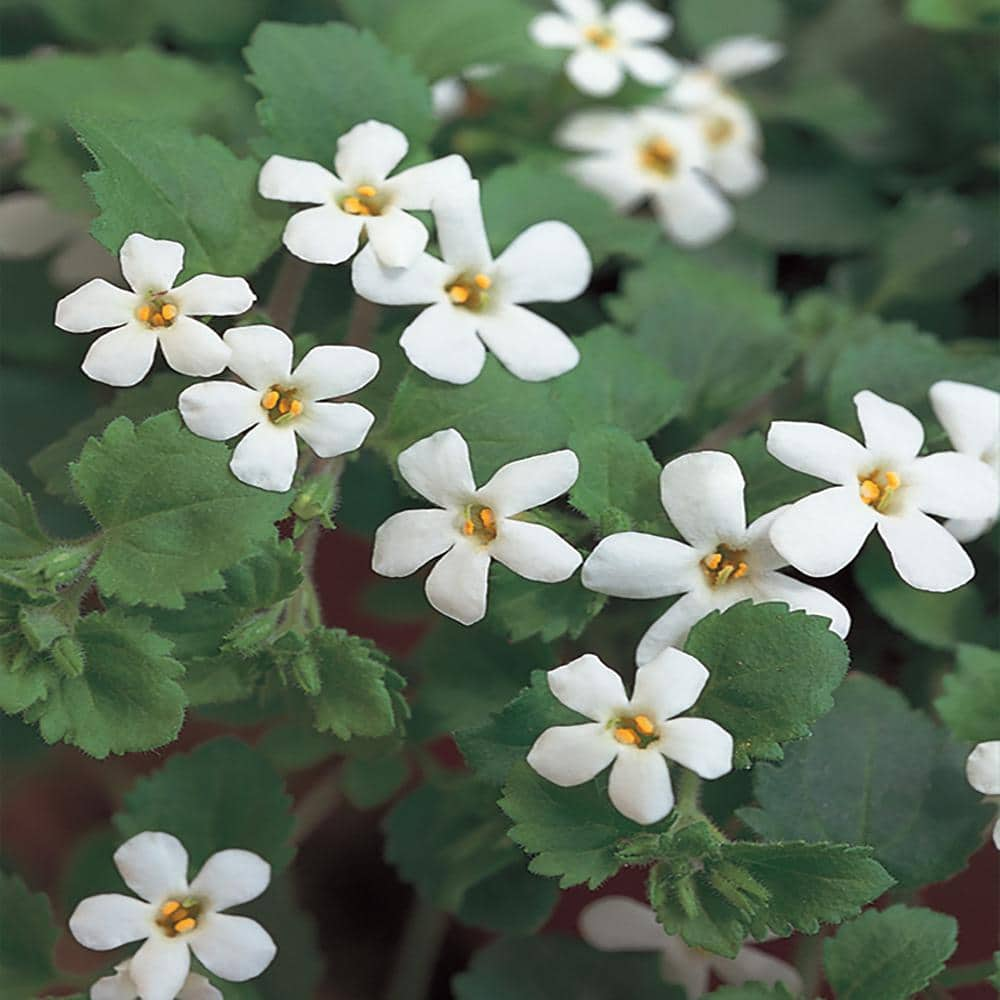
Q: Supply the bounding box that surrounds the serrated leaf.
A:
[71,414,289,609]
[456,856,560,935]
[685,601,850,767]
[935,644,1000,743]
[823,904,958,1000]
[0,468,49,561]
[0,872,57,995]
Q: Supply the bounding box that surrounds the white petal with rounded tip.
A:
[579,896,669,952]
[91,967,136,1000]
[930,380,1000,459]
[704,35,784,79]
[669,67,724,109]
[424,542,491,625]
[364,207,429,269]
[854,390,924,461]
[753,572,851,638]
[258,155,339,204]
[351,245,450,306]
[295,401,374,458]
[547,653,628,721]
[769,486,875,577]
[388,154,472,209]
[372,510,457,577]
[119,234,184,295]
[714,943,804,994]
[620,45,678,86]
[172,275,255,316]
[652,175,732,247]
[876,510,974,592]
[433,180,492,271]
[945,515,995,543]
[334,120,408,185]
[711,145,766,196]
[568,153,649,212]
[583,532,700,599]
[489,520,581,582]
[966,741,1000,795]
[399,303,486,384]
[476,305,580,382]
[527,724,618,786]
[69,894,152,950]
[530,12,581,47]
[129,935,190,1000]
[283,204,364,265]
[179,383,261,442]
[397,428,476,508]
[608,747,674,825]
[610,1,672,42]
[178,974,224,1000]
[114,832,189,902]
[224,325,293,389]
[189,849,271,913]
[230,421,298,493]
[555,0,602,19]
[478,450,579,517]
[660,451,747,549]
[190,913,276,982]
[292,344,380,401]
[557,110,637,152]
[493,221,591,304]
[566,46,626,96]
[631,648,709,721]
[636,591,718,666]
[82,323,159,387]
[908,452,999,520]
[767,420,869,484]
[743,506,790,572]
[55,279,135,332]
[659,717,733,778]
[158,316,230,378]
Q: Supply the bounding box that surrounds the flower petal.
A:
[69,894,152,950]
[568,153,649,212]
[372,510,457,577]
[478,450,579,517]
[387,154,472,209]
[158,316,230,378]
[119,233,184,295]
[114,831,189,902]
[258,155,339,204]
[631,648,709,721]
[908,452,999,521]
[529,11,581,47]
[578,897,669,952]
[334,120,408,185]
[945,515,996,544]
[546,653,628,721]
[753,572,851,638]
[82,323,158,387]
[475,304,580,381]
[930,380,1000,460]
[189,849,271,913]
[711,144,766,196]
[743,505,790,572]
[292,344,380,400]
[489,520,582,582]
[91,966,138,1000]
[433,180,492,271]
[566,47,626,97]
[364,207,429,269]
[555,0,602,19]
[424,541,491,625]
[635,592,716,666]
[230,421,299,493]
[608,747,674,825]
[854,390,924,462]
[769,486,876,577]
[767,420,869,484]
[876,509,974,592]
[178,382,260,442]
[557,110,637,152]
[583,532,700,599]
[492,221,591,304]
[651,174,732,247]
[191,913,276,982]
[295,401,374,458]
[713,944,804,994]
[397,428,476,508]
[129,934,190,1000]
[178,974,224,1000]
[171,275,255,316]
[658,717,733,779]
[660,451,747,550]
[704,35,784,79]
[351,245,450,306]
[527,723,618,786]
[223,324,293,389]
[966,741,1000,795]
[610,1,672,42]
[620,44,678,86]
[283,204,364,265]
[399,303,486,384]
[55,278,135,332]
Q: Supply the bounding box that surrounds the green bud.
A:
[19,604,69,652]
[292,467,340,529]
[39,545,92,588]
[291,651,321,695]
[51,636,85,677]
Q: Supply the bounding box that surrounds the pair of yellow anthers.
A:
[614,715,656,745]
[704,551,749,581]
[462,506,496,537]
[343,185,379,216]
[860,471,900,508]
[160,899,197,935]
[448,273,492,305]
[136,303,178,327]
[262,390,302,417]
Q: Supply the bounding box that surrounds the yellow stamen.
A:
[160,900,180,917]
[705,552,722,570]
[859,480,880,504]
[356,184,377,197]
[703,544,749,586]
[639,137,677,176]
[614,727,639,745]
[173,918,196,934]
[859,469,902,512]
[462,519,475,536]
[278,398,290,414]
[584,24,616,49]
[474,273,492,290]
[480,507,495,531]
[885,471,901,489]
[342,195,371,216]
[160,303,178,321]
[449,285,471,304]
[289,399,303,416]
[705,116,735,146]
[262,390,280,410]
[634,715,655,735]
[136,304,151,323]
[733,562,749,580]
[152,313,165,327]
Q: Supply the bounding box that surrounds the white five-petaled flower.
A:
[767,390,999,592]
[258,120,471,269]
[669,34,784,109]
[68,831,276,1000]
[372,428,581,625]
[526,649,733,825]
[431,64,499,120]
[580,897,803,999]
[966,741,1000,850]
[530,0,677,97]
[54,233,255,388]
[352,180,591,384]
[929,380,1000,542]
[557,107,732,246]
[92,961,220,1000]
[583,451,850,665]
[178,325,378,493]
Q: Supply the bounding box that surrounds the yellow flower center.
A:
[638,137,678,177]
[858,469,901,513]
[584,24,617,49]
[704,115,735,147]
[135,297,178,328]
[261,385,303,425]
[702,544,749,586]
[614,714,659,748]
[157,897,201,937]
[341,184,382,216]
[461,504,497,543]
[446,272,492,310]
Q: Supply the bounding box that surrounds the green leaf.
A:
[71,413,290,609]
[114,736,295,871]
[75,115,283,279]
[0,468,49,561]
[935,644,1000,743]
[739,673,989,888]
[823,905,958,1000]
[456,857,561,935]
[907,0,1000,30]
[725,433,814,523]
[245,21,434,163]
[340,753,408,809]
[676,0,786,48]
[0,873,57,995]
[706,987,794,1000]
[685,601,850,767]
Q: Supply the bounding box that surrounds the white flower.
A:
[431,64,499,120]
[372,428,581,625]
[557,107,732,246]
[258,120,470,269]
[669,35,784,109]
[966,741,1000,850]
[580,896,803,999]
[69,831,276,1000]
[352,180,590,384]
[92,961,220,1000]
[767,391,999,592]
[582,451,850,665]
[54,233,254,388]
[526,649,733,825]
[178,325,378,492]
[530,0,677,97]
[929,380,1000,541]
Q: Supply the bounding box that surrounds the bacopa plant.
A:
[1,1,997,998]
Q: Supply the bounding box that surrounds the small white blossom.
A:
[583,451,850,665]
[580,896,803,999]
[929,380,1000,541]
[527,650,732,825]
[259,120,471,269]
[178,325,378,493]
[69,831,276,1000]
[557,107,732,246]
[372,428,581,625]
[431,64,499,120]
[669,35,784,109]
[530,0,677,97]
[92,961,220,1000]
[767,390,999,591]
[352,180,590,383]
[54,233,254,387]
[966,741,1000,850]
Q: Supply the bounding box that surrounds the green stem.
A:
[936,959,995,989]
[676,768,701,814]
[795,928,827,997]
[383,898,449,1000]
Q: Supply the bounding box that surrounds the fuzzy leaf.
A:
[0,469,49,561]
[935,644,1000,743]
[0,873,57,995]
